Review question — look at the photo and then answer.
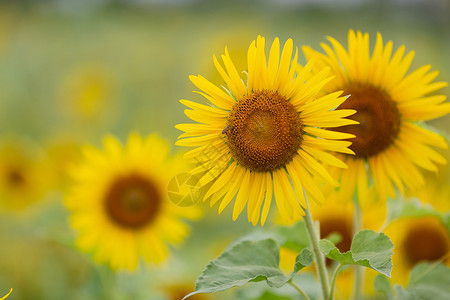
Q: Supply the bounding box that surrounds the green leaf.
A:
[293,248,313,272]
[388,198,446,223]
[374,274,393,300]
[394,262,450,300]
[319,230,393,277]
[275,221,310,252]
[183,239,312,299]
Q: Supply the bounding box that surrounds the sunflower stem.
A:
[288,281,311,300]
[351,196,364,300]
[328,264,345,300]
[302,195,330,300]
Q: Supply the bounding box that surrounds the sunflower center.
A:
[333,83,401,158]
[403,220,449,266]
[6,168,26,187]
[104,173,161,229]
[225,90,303,172]
[319,215,353,266]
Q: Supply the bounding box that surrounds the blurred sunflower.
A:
[176,35,356,226]
[45,138,82,190]
[0,137,49,211]
[58,63,113,121]
[384,216,449,286]
[198,30,253,86]
[65,133,202,271]
[303,29,450,203]
[160,283,210,300]
[407,148,450,213]
[277,192,385,300]
[308,192,385,299]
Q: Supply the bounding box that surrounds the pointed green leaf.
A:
[394,263,450,300]
[183,239,312,299]
[319,230,393,277]
[374,274,394,300]
[293,248,313,273]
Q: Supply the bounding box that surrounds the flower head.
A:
[176,36,356,225]
[0,137,49,211]
[385,216,449,285]
[303,30,450,202]
[65,133,201,270]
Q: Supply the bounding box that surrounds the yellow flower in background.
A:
[303,29,450,203]
[309,193,385,299]
[0,288,11,300]
[176,36,356,226]
[45,138,82,190]
[58,63,113,120]
[407,148,450,213]
[0,137,50,211]
[198,30,253,86]
[385,216,449,286]
[278,192,385,300]
[65,133,202,271]
[160,283,210,300]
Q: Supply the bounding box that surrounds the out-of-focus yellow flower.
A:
[44,138,82,191]
[309,192,385,299]
[160,283,210,300]
[177,35,356,226]
[58,63,113,120]
[198,30,253,86]
[303,29,450,204]
[385,216,449,286]
[0,288,12,300]
[278,191,385,298]
[65,133,202,271]
[408,148,450,213]
[0,137,50,211]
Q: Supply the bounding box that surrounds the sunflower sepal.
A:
[182,238,313,299]
[319,229,394,277]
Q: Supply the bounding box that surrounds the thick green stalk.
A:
[351,196,364,300]
[303,197,330,300]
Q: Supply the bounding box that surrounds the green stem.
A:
[288,281,311,300]
[328,264,345,300]
[351,196,364,300]
[302,196,330,300]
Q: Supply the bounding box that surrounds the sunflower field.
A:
[0,1,449,300]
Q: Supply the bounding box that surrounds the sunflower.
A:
[278,192,385,299]
[59,63,113,120]
[407,148,450,213]
[384,216,450,286]
[65,133,201,271]
[160,283,211,300]
[176,36,357,226]
[303,30,450,203]
[0,137,50,211]
[308,192,385,299]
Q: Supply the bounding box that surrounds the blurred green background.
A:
[0,0,449,299]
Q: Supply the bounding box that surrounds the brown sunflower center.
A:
[333,83,401,158]
[104,173,161,229]
[225,90,303,172]
[6,168,26,187]
[403,220,449,266]
[319,215,353,266]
